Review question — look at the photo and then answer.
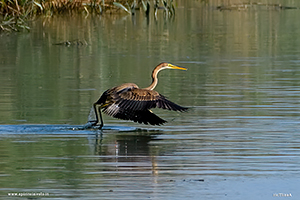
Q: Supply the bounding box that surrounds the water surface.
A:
[1,0,300,199]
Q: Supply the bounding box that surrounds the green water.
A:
[1,1,300,199]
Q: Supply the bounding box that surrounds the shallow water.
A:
[1,0,300,199]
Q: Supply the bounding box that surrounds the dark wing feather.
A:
[115,88,188,112]
[103,106,166,125]
[98,84,186,125]
[156,96,188,111]
[131,110,167,125]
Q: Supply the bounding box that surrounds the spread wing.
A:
[112,108,167,125]
[102,98,167,125]
[113,88,188,112]
[100,84,187,125]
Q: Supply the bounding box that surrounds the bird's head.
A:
[146,62,187,90]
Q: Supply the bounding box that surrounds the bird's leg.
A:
[90,103,99,126]
[98,106,104,129]
[93,103,104,129]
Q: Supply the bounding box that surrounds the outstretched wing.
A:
[99,84,187,125]
[103,106,167,125]
[113,88,188,112]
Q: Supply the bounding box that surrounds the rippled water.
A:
[1,0,300,199]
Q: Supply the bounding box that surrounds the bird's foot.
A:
[88,120,98,126]
[81,120,98,129]
[86,120,104,130]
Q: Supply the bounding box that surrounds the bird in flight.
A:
[91,62,188,128]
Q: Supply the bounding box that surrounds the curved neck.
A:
[144,67,161,90]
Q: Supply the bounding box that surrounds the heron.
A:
[91,62,188,129]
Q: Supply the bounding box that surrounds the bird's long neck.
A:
[144,67,161,90]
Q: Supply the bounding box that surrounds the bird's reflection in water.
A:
[116,133,155,156]
[89,130,162,175]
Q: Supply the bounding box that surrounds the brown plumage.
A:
[92,62,188,128]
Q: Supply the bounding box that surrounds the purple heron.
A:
[92,62,188,128]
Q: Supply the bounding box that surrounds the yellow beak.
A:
[168,63,187,71]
